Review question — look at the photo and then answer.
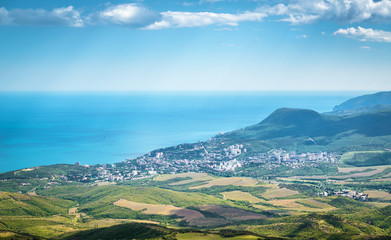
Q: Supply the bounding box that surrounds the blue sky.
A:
[0,0,390,91]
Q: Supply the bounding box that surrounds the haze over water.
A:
[0,91,368,172]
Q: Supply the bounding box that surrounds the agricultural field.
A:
[113,199,267,227]
[221,191,263,203]
[191,177,258,189]
[197,205,267,221]
[261,186,299,200]
[1,169,391,239]
[114,199,204,219]
[364,190,391,201]
[267,198,335,213]
[156,172,214,186]
[156,173,258,190]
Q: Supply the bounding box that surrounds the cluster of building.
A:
[319,189,368,201]
[211,159,242,171]
[246,149,338,170]
[37,142,340,184]
[223,144,246,158]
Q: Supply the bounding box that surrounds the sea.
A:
[0,91,370,173]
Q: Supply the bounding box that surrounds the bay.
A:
[0,91,368,172]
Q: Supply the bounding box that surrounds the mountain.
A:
[1,92,391,240]
[219,107,391,152]
[333,91,391,112]
[260,108,323,126]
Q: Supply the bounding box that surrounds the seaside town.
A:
[39,142,340,185]
[20,144,371,202]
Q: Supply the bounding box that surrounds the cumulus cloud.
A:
[0,6,83,27]
[145,11,266,29]
[258,0,391,24]
[89,4,161,28]
[334,26,391,42]
[2,1,391,30]
[0,4,264,29]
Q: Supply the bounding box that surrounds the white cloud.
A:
[334,26,391,42]
[297,34,308,38]
[0,6,83,27]
[91,4,161,28]
[2,1,390,29]
[145,11,266,29]
[258,0,391,24]
[0,4,264,29]
[360,46,371,49]
[0,8,12,24]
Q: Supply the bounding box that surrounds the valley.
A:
[1,92,391,239]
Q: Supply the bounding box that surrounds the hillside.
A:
[0,164,98,180]
[333,91,391,112]
[218,107,391,152]
[0,191,74,216]
[1,91,391,239]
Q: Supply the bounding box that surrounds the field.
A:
[267,198,336,213]
[191,177,258,189]
[156,173,258,189]
[1,167,391,239]
[156,172,214,186]
[261,186,299,200]
[197,205,266,221]
[364,190,391,201]
[114,199,204,219]
[287,164,391,181]
[221,191,263,203]
[113,198,268,227]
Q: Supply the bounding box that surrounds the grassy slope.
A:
[341,151,391,167]
[0,164,97,180]
[38,185,228,220]
[231,213,387,240]
[219,108,391,153]
[61,223,170,240]
[38,185,226,206]
[0,191,74,216]
[0,192,77,239]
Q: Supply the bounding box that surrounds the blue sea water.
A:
[0,91,369,172]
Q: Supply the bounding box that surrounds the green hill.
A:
[38,185,227,220]
[62,222,273,240]
[0,230,41,240]
[333,91,391,112]
[244,212,387,240]
[38,185,226,207]
[0,164,98,180]
[62,223,170,240]
[218,108,391,152]
[0,191,74,217]
[260,108,323,126]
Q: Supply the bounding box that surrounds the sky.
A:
[0,0,390,91]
